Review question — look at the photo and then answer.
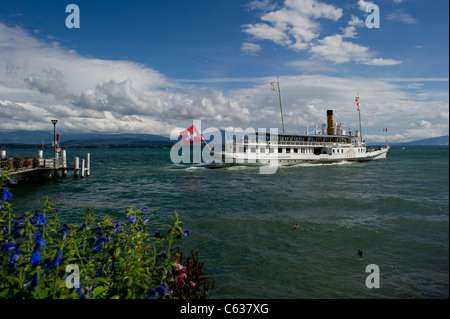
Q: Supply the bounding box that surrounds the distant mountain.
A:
[0,130,173,146]
[1,130,448,147]
[0,130,53,144]
[402,135,449,146]
[62,134,173,145]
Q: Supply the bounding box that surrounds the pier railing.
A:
[1,149,91,184]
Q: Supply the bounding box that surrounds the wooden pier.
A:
[1,150,91,185]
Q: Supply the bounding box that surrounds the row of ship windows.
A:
[239,147,365,154]
[241,147,312,154]
[332,148,365,154]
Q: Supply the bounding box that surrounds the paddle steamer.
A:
[214,79,389,166]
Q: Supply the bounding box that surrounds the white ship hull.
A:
[215,146,389,166]
[210,106,390,168]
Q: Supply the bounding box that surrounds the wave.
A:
[286,161,355,168]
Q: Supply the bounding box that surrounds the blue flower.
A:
[147,284,169,299]
[29,272,38,291]
[141,207,148,212]
[5,179,18,185]
[183,229,191,237]
[60,224,69,239]
[128,214,136,224]
[89,227,104,242]
[30,251,41,268]
[76,287,86,299]
[9,248,22,267]
[30,212,47,226]
[95,267,103,278]
[92,237,108,253]
[33,232,45,251]
[1,242,17,252]
[147,289,157,299]
[112,221,123,233]
[13,220,24,230]
[48,249,63,269]
[2,188,13,201]
[155,284,168,296]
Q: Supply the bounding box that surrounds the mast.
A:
[356,93,363,143]
[271,76,285,134]
[384,128,388,147]
[358,108,362,143]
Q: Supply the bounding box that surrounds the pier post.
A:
[86,153,90,177]
[38,150,44,166]
[1,150,5,159]
[81,159,85,178]
[62,150,67,177]
[74,157,79,178]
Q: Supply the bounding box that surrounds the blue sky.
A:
[0,0,448,142]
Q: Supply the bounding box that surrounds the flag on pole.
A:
[180,125,203,145]
[271,82,279,92]
[356,95,362,110]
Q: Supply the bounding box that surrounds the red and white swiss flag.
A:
[180,125,203,145]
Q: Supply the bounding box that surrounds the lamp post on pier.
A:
[51,119,58,166]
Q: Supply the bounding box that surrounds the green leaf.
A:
[93,286,107,298]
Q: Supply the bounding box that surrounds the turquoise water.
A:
[6,146,449,298]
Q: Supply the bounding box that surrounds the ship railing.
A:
[231,140,336,147]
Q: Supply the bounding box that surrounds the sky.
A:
[0,0,448,143]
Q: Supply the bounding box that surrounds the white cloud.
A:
[342,15,365,38]
[284,0,342,20]
[24,68,70,99]
[243,0,342,51]
[309,34,370,64]
[348,15,365,27]
[241,0,402,66]
[0,23,252,135]
[224,75,449,142]
[417,120,432,128]
[240,42,263,56]
[385,10,418,24]
[357,0,373,11]
[361,58,402,66]
[242,23,292,46]
[0,23,447,143]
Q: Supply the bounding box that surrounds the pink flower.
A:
[174,263,186,272]
[179,273,187,280]
[190,281,196,288]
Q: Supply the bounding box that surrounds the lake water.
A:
[6,146,449,298]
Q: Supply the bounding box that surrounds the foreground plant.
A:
[0,169,214,299]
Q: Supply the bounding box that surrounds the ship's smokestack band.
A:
[327,110,335,135]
